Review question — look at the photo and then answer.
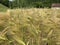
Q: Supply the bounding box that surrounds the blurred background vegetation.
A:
[0,0,60,8]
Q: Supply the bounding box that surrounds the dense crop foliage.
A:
[0,8,60,45]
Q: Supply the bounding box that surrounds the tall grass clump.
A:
[0,8,60,45]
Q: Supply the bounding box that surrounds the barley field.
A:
[0,8,60,45]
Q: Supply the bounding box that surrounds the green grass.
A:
[0,4,8,12]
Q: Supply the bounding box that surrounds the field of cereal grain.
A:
[0,8,60,45]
